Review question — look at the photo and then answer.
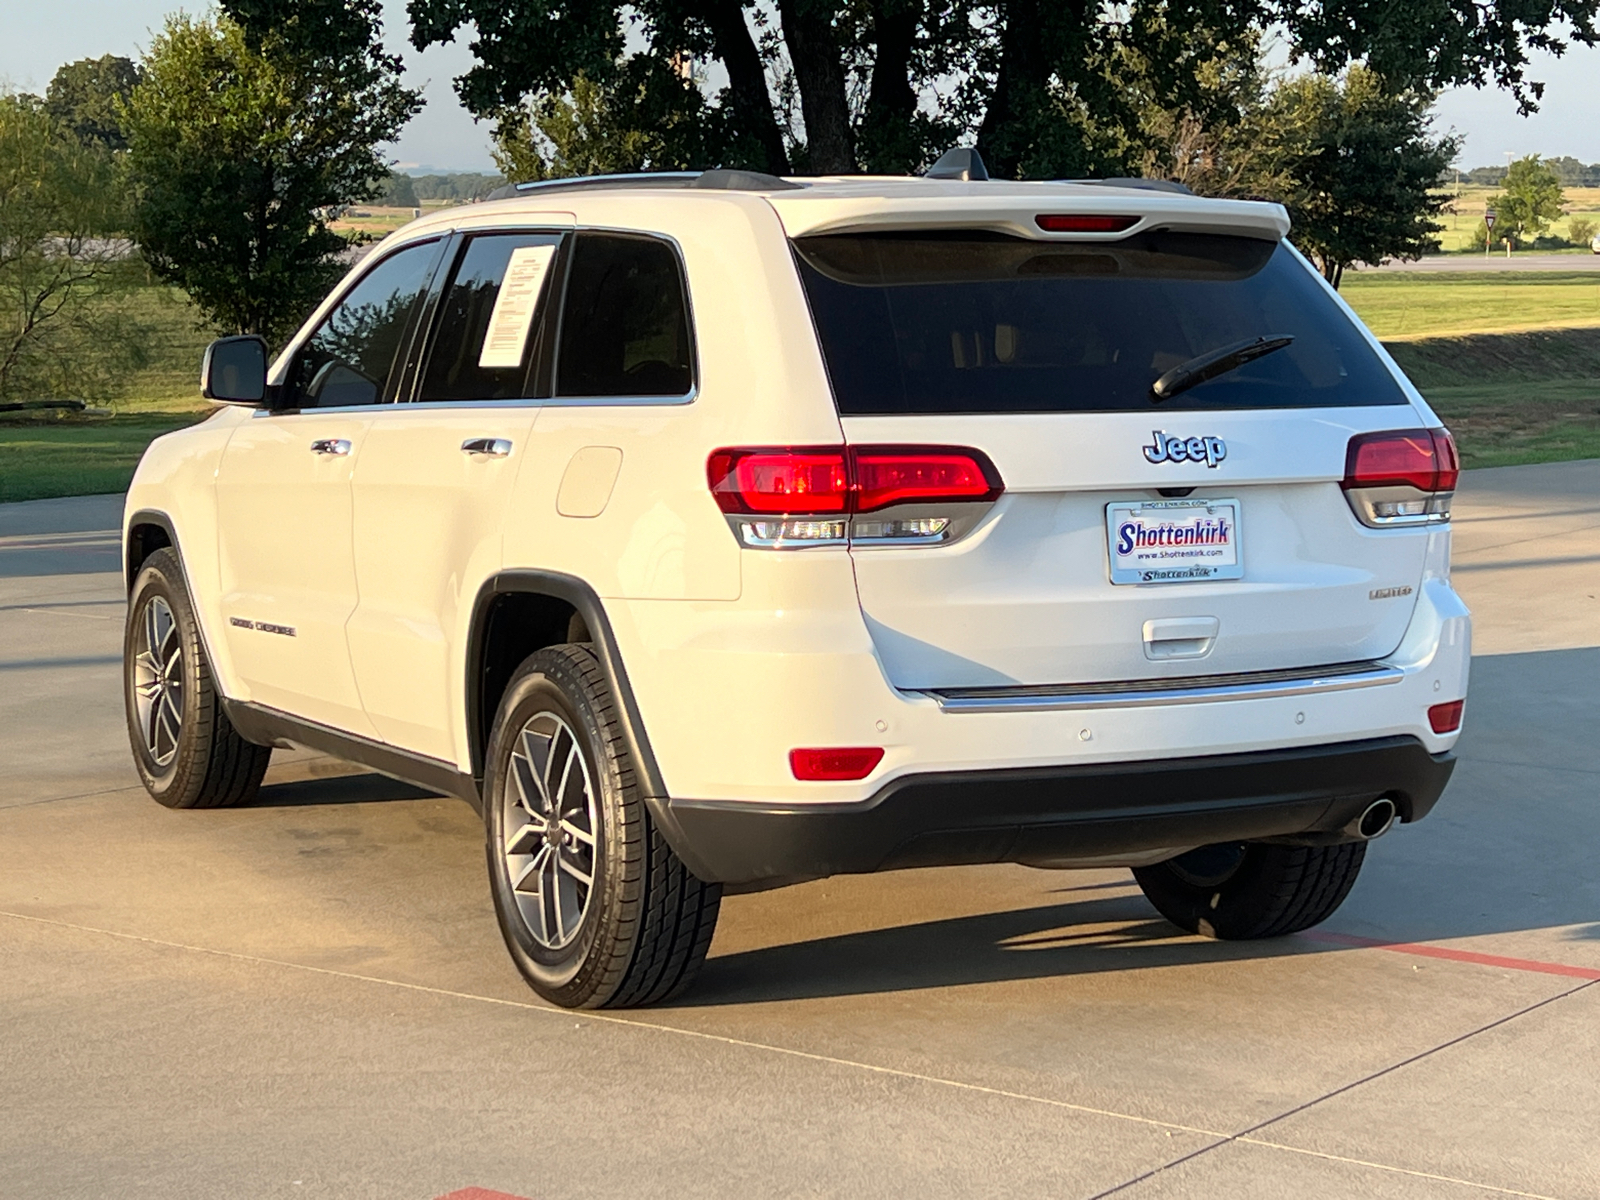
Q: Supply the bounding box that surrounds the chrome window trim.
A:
[926,661,1404,713]
[257,386,700,418]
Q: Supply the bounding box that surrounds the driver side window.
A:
[288,239,441,408]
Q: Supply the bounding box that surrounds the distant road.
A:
[1358,253,1600,273]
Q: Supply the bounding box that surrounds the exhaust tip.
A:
[1347,797,1398,841]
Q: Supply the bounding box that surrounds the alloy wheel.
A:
[132,596,184,768]
[502,710,600,950]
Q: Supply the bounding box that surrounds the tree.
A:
[406,0,1600,180]
[0,93,132,401]
[1486,155,1565,244]
[123,15,420,341]
[381,171,420,207]
[1226,67,1459,287]
[43,56,143,151]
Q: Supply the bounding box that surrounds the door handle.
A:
[461,437,513,458]
[309,438,352,456]
[1143,616,1219,661]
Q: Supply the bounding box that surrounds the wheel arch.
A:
[125,508,179,593]
[466,572,667,803]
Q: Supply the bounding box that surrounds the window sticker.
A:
[478,244,556,369]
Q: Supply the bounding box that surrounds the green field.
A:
[1430,182,1600,252]
[1341,271,1600,339]
[0,413,204,504]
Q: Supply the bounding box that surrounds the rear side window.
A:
[418,231,563,402]
[556,233,693,398]
[794,231,1408,414]
[289,239,440,408]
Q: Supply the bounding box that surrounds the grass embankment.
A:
[0,283,211,503]
[1341,271,1600,339]
[1383,328,1600,468]
[1338,272,1600,467]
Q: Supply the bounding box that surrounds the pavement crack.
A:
[1084,978,1597,1199]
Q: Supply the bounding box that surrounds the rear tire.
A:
[484,644,721,1008]
[124,548,271,809]
[1133,840,1366,939]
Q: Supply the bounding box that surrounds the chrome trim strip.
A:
[253,387,698,417]
[927,663,1405,713]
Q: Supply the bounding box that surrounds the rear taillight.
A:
[1035,214,1139,234]
[1341,428,1457,528]
[708,445,1002,548]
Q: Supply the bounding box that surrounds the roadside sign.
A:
[1485,209,1496,230]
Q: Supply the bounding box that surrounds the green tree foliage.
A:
[411,172,504,201]
[406,0,1600,180]
[0,94,134,401]
[123,15,420,341]
[43,56,143,151]
[1569,216,1598,246]
[493,62,720,179]
[1227,67,1459,287]
[1486,155,1566,244]
[380,171,420,207]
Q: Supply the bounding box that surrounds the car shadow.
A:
[249,771,441,807]
[683,891,1309,1006]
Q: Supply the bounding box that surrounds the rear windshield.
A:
[793,231,1407,414]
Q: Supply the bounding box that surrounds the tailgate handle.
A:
[1143,617,1218,661]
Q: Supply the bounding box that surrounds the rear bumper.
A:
[652,736,1454,886]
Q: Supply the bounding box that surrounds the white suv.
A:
[122,161,1469,1008]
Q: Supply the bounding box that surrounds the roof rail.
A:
[1070,178,1195,196]
[925,147,989,182]
[485,169,804,201]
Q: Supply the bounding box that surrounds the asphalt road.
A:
[2,467,1598,1200]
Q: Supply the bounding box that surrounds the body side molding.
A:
[222,698,480,810]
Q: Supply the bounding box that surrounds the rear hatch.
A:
[791,222,1434,690]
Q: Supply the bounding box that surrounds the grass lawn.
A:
[0,413,206,504]
[1341,271,1600,339]
[1385,327,1600,468]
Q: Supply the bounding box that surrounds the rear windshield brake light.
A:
[1035,214,1139,233]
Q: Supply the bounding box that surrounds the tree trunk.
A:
[777,0,854,173]
[859,0,920,174]
[702,0,791,175]
[975,0,1049,180]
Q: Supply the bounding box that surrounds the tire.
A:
[124,547,271,809]
[1132,840,1367,940]
[484,644,721,1009]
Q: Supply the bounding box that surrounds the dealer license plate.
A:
[1106,498,1243,585]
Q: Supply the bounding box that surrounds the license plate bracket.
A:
[1106,498,1243,585]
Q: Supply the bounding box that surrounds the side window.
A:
[555,233,693,398]
[288,239,440,408]
[417,232,563,402]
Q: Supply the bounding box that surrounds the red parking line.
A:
[434,1190,532,1200]
[1303,931,1600,981]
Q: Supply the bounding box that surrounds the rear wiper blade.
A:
[1150,335,1294,402]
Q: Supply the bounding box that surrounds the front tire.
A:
[484,644,721,1008]
[1133,840,1366,940]
[124,547,271,809]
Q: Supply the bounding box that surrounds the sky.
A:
[3,0,1599,174]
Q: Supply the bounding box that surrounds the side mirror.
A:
[201,335,268,405]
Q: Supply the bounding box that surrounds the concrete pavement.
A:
[1,469,1597,1199]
